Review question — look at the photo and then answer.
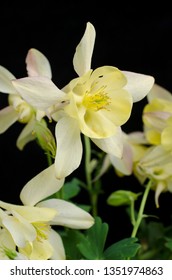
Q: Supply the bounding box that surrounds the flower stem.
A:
[131,180,152,238]
[84,135,98,217]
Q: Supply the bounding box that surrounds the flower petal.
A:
[147,83,172,102]
[0,106,18,133]
[37,199,94,229]
[91,127,123,158]
[2,214,36,247]
[16,117,36,150]
[12,77,67,111]
[0,200,56,223]
[26,48,52,79]
[123,71,154,102]
[49,229,66,260]
[20,164,65,206]
[21,238,53,260]
[109,142,133,175]
[73,22,96,76]
[0,66,17,93]
[55,117,82,178]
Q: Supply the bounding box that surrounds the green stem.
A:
[131,180,152,238]
[46,152,53,166]
[84,135,98,217]
[130,199,136,226]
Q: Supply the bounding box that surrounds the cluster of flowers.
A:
[1,21,167,260]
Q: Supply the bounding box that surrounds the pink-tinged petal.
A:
[37,199,94,229]
[147,83,172,102]
[0,66,17,94]
[55,117,82,179]
[20,164,65,206]
[73,22,96,76]
[91,127,123,158]
[12,77,67,111]
[49,229,66,260]
[123,71,155,102]
[26,48,52,79]
[0,106,18,133]
[16,118,36,150]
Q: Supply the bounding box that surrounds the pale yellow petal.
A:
[0,66,17,94]
[73,22,95,76]
[0,106,18,133]
[49,229,66,260]
[55,117,82,179]
[20,164,64,206]
[16,117,36,150]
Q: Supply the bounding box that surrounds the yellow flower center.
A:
[83,85,111,111]
[32,222,50,242]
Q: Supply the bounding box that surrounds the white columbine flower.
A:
[0,164,94,260]
[0,48,66,150]
[11,22,154,179]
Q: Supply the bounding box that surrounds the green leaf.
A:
[104,237,141,260]
[77,216,109,259]
[63,178,81,200]
[107,190,142,206]
[62,229,85,260]
[165,238,172,251]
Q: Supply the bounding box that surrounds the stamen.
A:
[83,86,111,111]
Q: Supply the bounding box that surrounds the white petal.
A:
[16,118,36,150]
[49,229,66,260]
[73,22,96,76]
[12,77,67,111]
[123,71,155,102]
[37,199,94,229]
[26,48,52,79]
[20,164,65,206]
[0,66,17,93]
[91,127,123,158]
[0,106,18,133]
[147,83,172,102]
[55,117,82,178]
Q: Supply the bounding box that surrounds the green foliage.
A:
[62,216,140,260]
[62,178,81,200]
[104,238,141,260]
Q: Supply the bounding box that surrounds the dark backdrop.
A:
[0,2,172,243]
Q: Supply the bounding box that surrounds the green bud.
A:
[33,119,56,158]
[107,190,142,206]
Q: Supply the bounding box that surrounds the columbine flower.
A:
[0,164,94,260]
[0,48,66,150]
[134,145,172,208]
[11,22,154,179]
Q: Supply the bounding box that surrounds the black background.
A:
[0,2,172,244]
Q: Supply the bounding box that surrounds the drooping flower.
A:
[0,164,94,260]
[11,22,154,179]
